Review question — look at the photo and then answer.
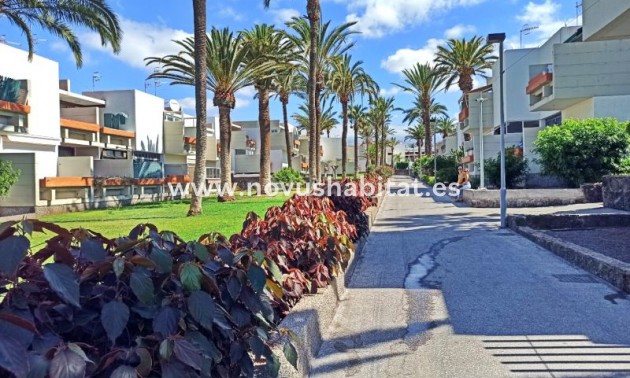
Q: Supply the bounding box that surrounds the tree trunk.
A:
[282,97,292,170]
[423,96,432,156]
[307,0,320,183]
[188,0,207,216]
[341,100,348,178]
[218,105,234,202]
[380,122,385,166]
[365,136,370,168]
[374,123,379,168]
[353,121,358,175]
[315,86,322,180]
[258,87,271,194]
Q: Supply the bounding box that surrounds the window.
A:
[544,113,562,127]
[102,149,128,159]
[0,110,27,133]
[58,146,75,157]
[104,112,128,129]
[524,120,540,128]
[507,122,523,133]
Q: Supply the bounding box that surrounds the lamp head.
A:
[487,33,506,43]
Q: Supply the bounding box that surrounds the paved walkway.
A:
[310,176,630,378]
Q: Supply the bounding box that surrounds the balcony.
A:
[458,107,469,123]
[526,72,553,95]
[461,155,474,164]
[60,118,102,146]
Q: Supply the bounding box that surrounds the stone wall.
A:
[603,175,630,211]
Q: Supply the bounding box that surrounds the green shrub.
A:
[394,161,409,170]
[469,175,480,189]
[421,175,436,186]
[272,167,304,184]
[534,118,630,186]
[0,160,20,197]
[484,147,529,188]
[620,156,630,174]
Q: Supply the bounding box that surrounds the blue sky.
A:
[2,0,580,141]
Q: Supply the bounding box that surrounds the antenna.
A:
[520,24,539,48]
[92,72,101,91]
[152,67,163,96]
[576,1,583,25]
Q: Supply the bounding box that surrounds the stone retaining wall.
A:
[603,175,630,211]
[276,191,385,378]
[463,188,585,208]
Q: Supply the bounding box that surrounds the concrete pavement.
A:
[310,176,630,378]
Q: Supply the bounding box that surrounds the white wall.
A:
[583,0,630,41]
[85,90,164,153]
[563,99,595,119]
[593,95,630,121]
[58,156,93,176]
[94,159,133,177]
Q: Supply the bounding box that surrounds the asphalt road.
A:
[310,176,630,378]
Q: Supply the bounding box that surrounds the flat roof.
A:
[59,90,106,107]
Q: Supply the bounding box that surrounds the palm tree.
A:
[272,65,304,171]
[395,63,446,155]
[434,36,496,109]
[286,17,356,180]
[327,55,378,177]
[370,96,395,166]
[264,0,321,181]
[357,114,374,167]
[435,117,457,138]
[292,100,337,138]
[0,0,122,66]
[241,24,290,192]
[348,104,367,174]
[147,28,269,202]
[404,124,425,157]
[187,0,207,215]
[382,127,396,166]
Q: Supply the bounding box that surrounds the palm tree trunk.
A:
[282,97,292,170]
[423,97,432,156]
[307,0,320,183]
[188,0,207,216]
[258,87,271,194]
[341,100,348,178]
[374,124,379,167]
[353,121,358,175]
[218,105,234,202]
[315,85,322,180]
[380,122,385,166]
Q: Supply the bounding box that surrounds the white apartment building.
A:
[0,43,60,215]
[459,0,630,187]
[231,120,300,175]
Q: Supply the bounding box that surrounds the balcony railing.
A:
[526,72,553,95]
[458,107,469,122]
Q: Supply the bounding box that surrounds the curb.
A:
[276,191,386,378]
[508,216,630,294]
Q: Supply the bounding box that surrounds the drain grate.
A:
[552,274,599,283]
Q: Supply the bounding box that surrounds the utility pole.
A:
[576,2,583,25]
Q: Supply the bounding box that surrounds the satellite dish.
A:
[165,99,181,112]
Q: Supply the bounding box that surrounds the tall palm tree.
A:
[435,117,457,138]
[404,124,425,157]
[434,36,496,109]
[370,96,395,166]
[327,55,378,177]
[395,63,446,155]
[357,114,374,167]
[264,0,321,181]
[272,65,304,171]
[382,126,396,166]
[147,28,269,202]
[0,0,122,66]
[241,24,290,192]
[286,17,356,180]
[187,0,207,215]
[292,100,337,138]
[348,104,367,174]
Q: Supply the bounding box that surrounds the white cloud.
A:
[444,24,477,39]
[82,17,191,70]
[379,86,401,96]
[334,0,485,38]
[270,8,301,24]
[218,7,245,21]
[381,38,442,73]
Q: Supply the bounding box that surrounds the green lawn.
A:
[28,195,288,250]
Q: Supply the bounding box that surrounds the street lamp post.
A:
[476,95,487,189]
[487,32,507,228]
